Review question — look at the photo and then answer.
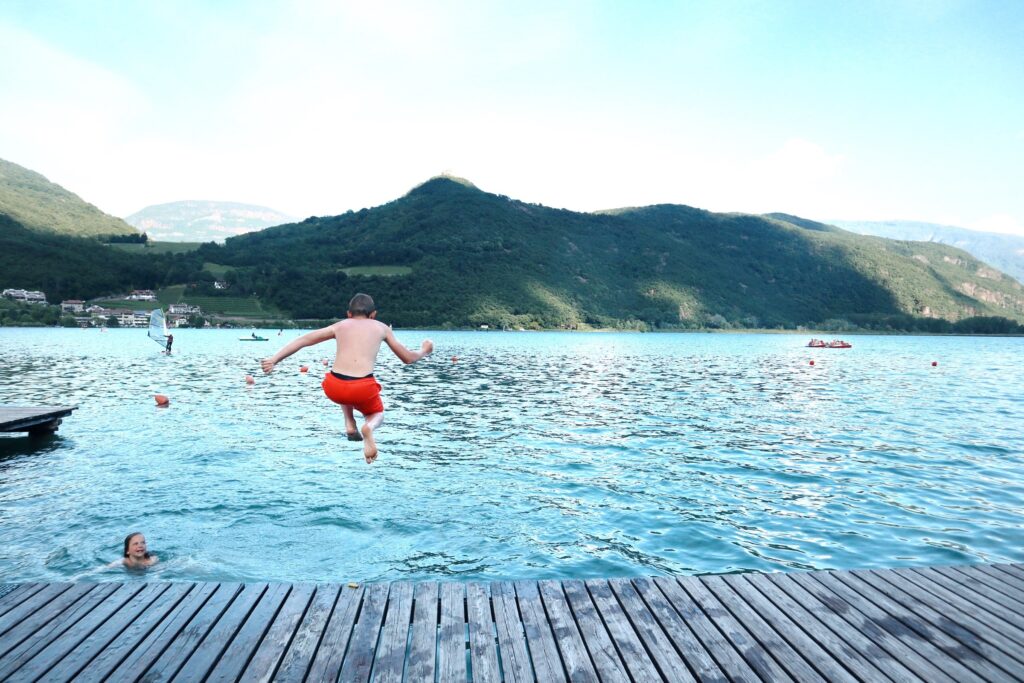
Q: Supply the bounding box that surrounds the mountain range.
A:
[125,200,295,242]
[2,158,1023,330]
[194,177,1024,329]
[829,220,1024,285]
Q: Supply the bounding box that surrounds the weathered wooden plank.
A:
[992,563,1024,585]
[338,581,389,683]
[0,583,120,680]
[629,577,724,682]
[205,583,290,683]
[848,569,1024,681]
[107,582,219,683]
[172,583,267,682]
[491,581,533,683]
[607,577,693,682]
[900,567,1024,637]
[967,565,1024,603]
[439,581,468,683]
[466,582,500,683]
[678,576,794,683]
[537,580,599,683]
[0,583,95,660]
[304,583,364,683]
[0,584,44,619]
[516,580,566,683]
[0,583,74,638]
[10,582,146,682]
[778,571,931,682]
[76,583,196,683]
[798,573,958,683]
[583,579,661,683]
[0,405,76,432]
[560,580,629,683]
[701,575,825,683]
[941,565,1024,613]
[892,565,1024,655]
[373,581,413,683]
[405,582,439,683]
[273,584,340,682]
[239,584,315,683]
[724,573,860,679]
[653,576,760,683]
[826,570,989,683]
[744,573,889,683]
[45,583,171,682]
[138,582,242,682]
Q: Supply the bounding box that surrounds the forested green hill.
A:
[0,157,137,237]
[197,177,1024,329]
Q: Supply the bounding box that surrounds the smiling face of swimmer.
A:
[123,533,149,561]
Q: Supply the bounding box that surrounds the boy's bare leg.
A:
[342,405,362,440]
[360,412,384,463]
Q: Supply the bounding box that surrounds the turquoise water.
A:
[0,328,1021,583]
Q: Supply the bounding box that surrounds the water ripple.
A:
[0,328,1022,582]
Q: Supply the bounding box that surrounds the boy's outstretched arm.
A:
[384,328,433,365]
[261,325,335,373]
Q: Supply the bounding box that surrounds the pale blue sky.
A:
[1,1,1022,234]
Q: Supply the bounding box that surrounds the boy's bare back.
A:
[330,317,388,376]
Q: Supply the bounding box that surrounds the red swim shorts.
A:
[321,373,384,415]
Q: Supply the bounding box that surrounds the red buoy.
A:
[299,365,309,373]
[809,360,815,366]
[245,374,255,384]
[154,394,170,407]
[451,356,458,363]
[932,361,938,367]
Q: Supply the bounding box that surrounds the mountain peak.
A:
[405,175,479,198]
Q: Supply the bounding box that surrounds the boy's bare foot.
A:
[361,424,378,463]
[346,431,363,441]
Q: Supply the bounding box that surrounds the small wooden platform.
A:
[0,405,76,434]
[1,563,1022,682]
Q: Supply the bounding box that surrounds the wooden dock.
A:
[1,563,1022,682]
[0,405,77,434]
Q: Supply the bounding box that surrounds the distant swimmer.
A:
[261,293,433,463]
[165,334,174,355]
[111,532,159,569]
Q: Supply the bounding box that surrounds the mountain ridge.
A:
[0,157,137,237]
[828,219,1024,284]
[125,200,295,242]
[198,176,1024,328]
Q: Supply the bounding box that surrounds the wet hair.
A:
[348,293,376,316]
[123,532,151,559]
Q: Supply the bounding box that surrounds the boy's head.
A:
[347,293,376,318]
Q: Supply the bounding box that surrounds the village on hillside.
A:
[2,288,202,328]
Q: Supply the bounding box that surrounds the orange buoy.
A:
[154,394,170,407]
[245,374,255,384]
[299,365,309,373]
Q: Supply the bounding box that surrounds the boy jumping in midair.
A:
[261,293,433,462]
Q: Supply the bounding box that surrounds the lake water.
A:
[0,328,1021,584]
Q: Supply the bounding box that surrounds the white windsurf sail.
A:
[148,308,169,347]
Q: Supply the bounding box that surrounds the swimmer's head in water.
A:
[123,532,151,560]
[347,293,376,318]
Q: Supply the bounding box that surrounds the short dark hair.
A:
[123,532,151,559]
[348,293,376,316]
